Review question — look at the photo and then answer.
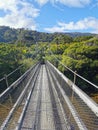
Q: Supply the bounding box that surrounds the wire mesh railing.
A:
[46,61,98,130]
[48,49,98,102]
[0,59,98,130]
[0,65,24,94]
[0,62,40,130]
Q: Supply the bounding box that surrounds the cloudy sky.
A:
[0,0,98,33]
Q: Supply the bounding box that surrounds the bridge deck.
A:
[20,65,68,130]
[0,62,98,130]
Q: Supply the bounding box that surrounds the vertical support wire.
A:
[71,71,77,102]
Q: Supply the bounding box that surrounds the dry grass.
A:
[90,93,98,104]
[0,100,12,126]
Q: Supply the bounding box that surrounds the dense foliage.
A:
[0,26,98,95]
[46,36,98,94]
[0,26,94,44]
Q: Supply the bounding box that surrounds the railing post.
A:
[71,71,77,118]
[4,74,13,106]
[71,71,77,102]
[74,71,77,85]
[4,74,9,88]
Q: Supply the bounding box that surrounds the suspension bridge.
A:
[0,60,98,130]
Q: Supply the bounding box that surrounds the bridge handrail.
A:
[0,77,5,82]
[7,65,23,77]
[15,67,40,130]
[0,63,40,130]
[0,64,23,82]
[46,61,88,129]
[0,63,39,103]
[46,61,98,117]
[48,50,98,89]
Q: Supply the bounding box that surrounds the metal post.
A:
[74,71,77,85]
[71,71,77,102]
[4,74,9,88]
[4,74,13,106]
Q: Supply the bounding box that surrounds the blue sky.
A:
[0,0,98,33]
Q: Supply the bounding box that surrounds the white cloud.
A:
[44,17,98,33]
[0,0,39,30]
[35,0,91,7]
[35,0,48,6]
[0,0,18,12]
[56,0,91,7]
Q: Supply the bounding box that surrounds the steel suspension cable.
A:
[48,49,98,89]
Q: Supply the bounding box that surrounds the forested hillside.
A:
[0,26,98,98]
[0,26,95,44]
[45,36,98,92]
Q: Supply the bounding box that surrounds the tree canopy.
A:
[0,26,98,95]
